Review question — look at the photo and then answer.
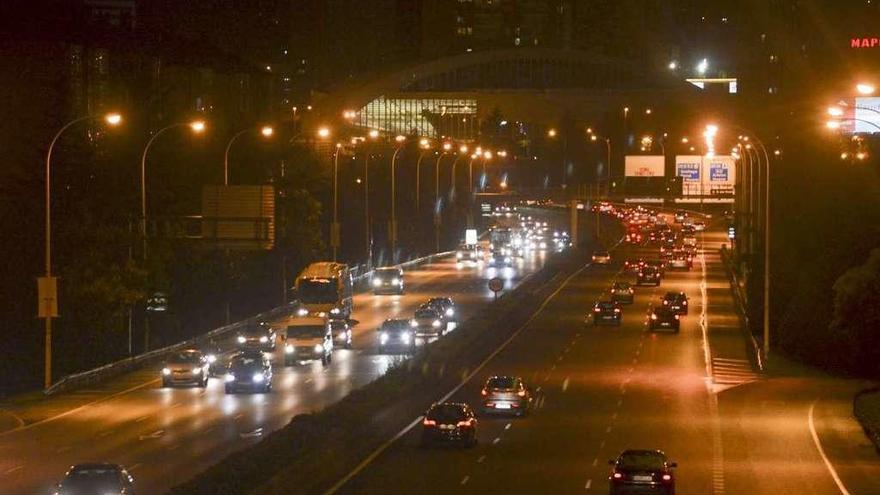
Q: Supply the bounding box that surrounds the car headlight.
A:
[285,344,294,354]
[297,308,309,316]
[456,252,463,259]
[540,242,547,249]
[380,332,389,344]
[252,373,264,383]
[330,308,340,315]
[410,320,418,327]
[192,366,202,374]
[314,344,324,353]
[225,373,236,382]
[237,336,246,344]
[372,279,381,287]
[259,336,269,343]
[505,257,511,263]
[432,320,441,328]
[162,367,171,376]
[206,354,217,364]
[445,308,454,317]
[391,278,399,285]
[401,332,411,343]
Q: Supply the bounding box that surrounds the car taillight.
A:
[456,419,473,427]
[423,419,436,426]
[481,389,488,396]
[663,300,669,305]
[594,308,601,312]
[674,314,680,320]
[682,300,688,305]
[612,472,623,480]
[614,308,620,313]
[662,474,672,482]
[517,389,527,397]
[651,314,658,320]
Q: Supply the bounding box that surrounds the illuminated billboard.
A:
[675,155,702,196]
[624,155,665,177]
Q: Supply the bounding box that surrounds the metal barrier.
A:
[45,250,457,396]
[719,245,764,372]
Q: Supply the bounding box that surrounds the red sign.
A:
[851,37,880,48]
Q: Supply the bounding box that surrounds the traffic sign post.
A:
[488,277,503,299]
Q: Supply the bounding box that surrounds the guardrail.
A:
[719,245,764,372]
[45,250,457,396]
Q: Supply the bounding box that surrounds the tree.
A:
[830,248,880,377]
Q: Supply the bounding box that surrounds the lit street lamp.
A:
[434,142,453,252]
[415,138,432,211]
[390,135,406,261]
[223,125,274,185]
[42,112,123,389]
[856,82,875,95]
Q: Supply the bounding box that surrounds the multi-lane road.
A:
[0,228,555,494]
[330,216,880,495]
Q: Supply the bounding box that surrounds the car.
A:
[608,449,677,495]
[329,318,353,348]
[489,251,513,267]
[481,375,531,416]
[411,306,446,337]
[680,224,696,235]
[674,210,687,223]
[224,351,272,393]
[284,317,334,366]
[425,297,457,321]
[236,322,277,352]
[421,402,477,448]
[611,281,634,304]
[645,259,666,277]
[55,463,135,495]
[199,340,223,376]
[378,318,416,353]
[592,250,612,265]
[693,220,706,231]
[455,244,481,265]
[649,306,680,332]
[161,349,209,388]
[668,253,692,270]
[625,231,643,244]
[662,291,689,315]
[590,300,622,326]
[371,266,404,295]
[637,266,661,286]
[624,258,645,273]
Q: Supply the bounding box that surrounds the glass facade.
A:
[356,96,478,140]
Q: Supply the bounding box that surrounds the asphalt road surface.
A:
[0,234,556,494]
[332,217,880,495]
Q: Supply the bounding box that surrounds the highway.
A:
[0,226,556,494]
[331,216,880,495]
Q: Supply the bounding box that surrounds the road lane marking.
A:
[240,427,264,438]
[460,475,470,485]
[3,465,22,475]
[562,377,570,391]
[599,440,605,449]
[167,443,180,451]
[128,463,142,471]
[234,413,243,420]
[477,455,486,463]
[322,259,597,495]
[592,458,598,466]
[492,437,500,445]
[505,423,511,430]
[584,479,592,490]
[809,400,852,495]
[138,429,164,440]
[55,445,71,453]
[605,426,612,433]
[135,415,148,423]
[99,430,113,437]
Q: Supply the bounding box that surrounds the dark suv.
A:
[608,449,677,495]
[421,402,477,448]
[224,351,273,393]
[236,322,277,352]
[649,306,680,332]
[662,291,689,315]
[590,300,622,326]
[55,463,135,495]
[637,266,661,286]
[378,318,415,353]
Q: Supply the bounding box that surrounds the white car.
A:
[592,251,612,265]
[693,221,706,232]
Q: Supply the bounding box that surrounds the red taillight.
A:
[674,314,680,320]
[594,308,601,312]
[517,389,527,397]
[662,474,672,482]
[423,419,436,426]
[456,419,473,427]
[614,308,620,313]
[663,300,669,305]
[682,300,688,305]
[481,389,488,396]
[651,314,658,320]
[612,472,623,479]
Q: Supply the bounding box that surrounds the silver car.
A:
[161,350,208,388]
[481,375,532,416]
[410,306,445,337]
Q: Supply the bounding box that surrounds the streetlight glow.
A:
[483,151,492,159]
[826,120,841,130]
[856,83,875,95]
[260,126,274,137]
[547,128,557,138]
[419,138,430,148]
[442,142,452,151]
[696,58,709,75]
[590,134,597,141]
[368,129,380,139]
[395,135,406,143]
[104,113,123,126]
[190,120,206,133]
[459,145,468,153]
[681,137,689,144]
[668,61,678,70]
[317,127,331,138]
[827,106,844,117]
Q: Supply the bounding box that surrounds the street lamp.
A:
[856,83,875,95]
[223,125,274,185]
[696,58,709,75]
[415,138,432,210]
[317,126,331,138]
[41,111,122,389]
[140,120,206,261]
[434,142,453,252]
[390,135,406,261]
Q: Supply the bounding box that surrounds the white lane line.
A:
[55,445,71,453]
[562,377,570,392]
[135,415,149,423]
[592,458,598,466]
[477,455,486,464]
[234,413,243,420]
[599,440,605,449]
[3,465,22,475]
[167,443,180,451]
[809,400,852,495]
[492,437,501,445]
[99,430,113,437]
[460,475,470,485]
[505,423,512,430]
[128,463,142,471]
[585,479,592,490]
[0,377,162,439]
[606,426,612,433]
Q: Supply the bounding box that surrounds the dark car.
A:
[489,250,513,267]
[674,210,687,223]
[590,300,622,326]
[611,281,635,304]
[224,351,273,393]
[662,291,689,315]
[161,349,208,388]
[624,259,645,273]
[649,306,680,332]
[371,266,404,295]
[481,376,531,416]
[421,402,477,448]
[608,449,677,495]
[378,318,415,353]
[236,322,277,352]
[55,463,135,495]
[637,266,661,286]
[330,318,353,348]
[645,260,666,277]
[425,297,457,322]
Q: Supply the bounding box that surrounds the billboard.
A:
[201,185,275,250]
[675,155,702,196]
[855,97,880,134]
[705,155,735,195]
[624,155,665,177]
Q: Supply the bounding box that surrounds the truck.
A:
[293,262,353,319]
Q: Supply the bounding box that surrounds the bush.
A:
[830,249,880,378]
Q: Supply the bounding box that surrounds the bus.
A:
[293,262,353,319]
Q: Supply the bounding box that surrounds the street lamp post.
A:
[390,136,406,262]
[42,112,122,389]
[332,143,343,261]
[449,145,469,200]
[415,138,431,212]
[434,143,452,253]
[363,130,379,268]
[223,125,273,185]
